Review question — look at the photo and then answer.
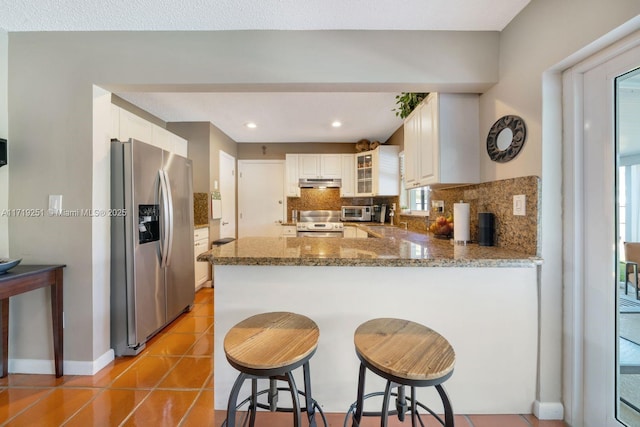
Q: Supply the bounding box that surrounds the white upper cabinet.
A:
[355,146,400,197]
[112,105,188,157]
[285,154,301,197]
[170,133,188,158]
[152,125,173,152]
[403,93,479,188]
[118,107,153,143]
[340,154,355,197]
[298,154,342,179]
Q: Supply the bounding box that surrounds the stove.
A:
[296,210,344,237]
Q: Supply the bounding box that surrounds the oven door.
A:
[297,231,343,238]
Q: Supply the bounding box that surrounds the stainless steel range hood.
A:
[298,178,342,188]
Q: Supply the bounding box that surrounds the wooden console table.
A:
[0,264,65,378]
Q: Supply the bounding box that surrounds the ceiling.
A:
[1,0,532,143]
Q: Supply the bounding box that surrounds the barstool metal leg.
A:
[249,378,258,426]
[381,380,393,427]
[268,378,278,411]
[352,362,367,427]
[303,361,318,427]
[410,386,418,427]
[435,384,455,427]
[285,371,302,427]
[396,385,407,421]
[226,372,248,427]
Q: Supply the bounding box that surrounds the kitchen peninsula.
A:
[199,226,541,414]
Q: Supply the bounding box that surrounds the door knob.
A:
[278,200,283,204]
[222,221,229,225]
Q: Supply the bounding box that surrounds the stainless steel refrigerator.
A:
[110,138,195,356]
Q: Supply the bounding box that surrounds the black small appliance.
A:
[478,212,494,246]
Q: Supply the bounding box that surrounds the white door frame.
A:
[563,29,640,427]
[219,150,236,239]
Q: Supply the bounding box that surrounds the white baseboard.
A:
[8,349,115,376]
[533,400,564,420]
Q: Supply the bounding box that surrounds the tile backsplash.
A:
[427,176,540,256]
[286,176,540,256]
[286,189,398,222]
[193,193,209,226]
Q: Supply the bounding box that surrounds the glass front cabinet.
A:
[356,151,374,195]
[354,146,400,197]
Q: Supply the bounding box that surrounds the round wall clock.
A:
[486,115,527,163]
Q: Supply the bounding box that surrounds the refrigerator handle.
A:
[158,170,171,267]
[162,169,175,266]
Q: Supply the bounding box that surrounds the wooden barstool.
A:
[222,312,326,427]
[347,318,456,427]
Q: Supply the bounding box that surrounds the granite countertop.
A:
[194,224,209,230]
[198,224,541,268]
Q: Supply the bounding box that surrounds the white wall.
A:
[0,30,8,258]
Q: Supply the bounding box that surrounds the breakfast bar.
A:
[199,226,541,415]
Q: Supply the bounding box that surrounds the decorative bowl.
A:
[0,258,22,275]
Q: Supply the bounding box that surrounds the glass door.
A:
[356,151,373,195]
[616,67,640,426]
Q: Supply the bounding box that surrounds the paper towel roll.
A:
[453,203,470,243]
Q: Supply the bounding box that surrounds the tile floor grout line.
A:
[521,413,535,426]
[463,414,474,427]
[117,307,213,427]
[58,387,109,427]
[1,289,214,427]
[0,387,57,427]
[176,386,208,427]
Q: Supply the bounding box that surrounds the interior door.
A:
[219,150,236,239]
[238,160,285,237]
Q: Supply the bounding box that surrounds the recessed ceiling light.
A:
[246,122,257,129]
[331,121,342,128]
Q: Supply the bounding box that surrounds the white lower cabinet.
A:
[282,225,297,237]
[343,226,368,238]
[194,228,210,289]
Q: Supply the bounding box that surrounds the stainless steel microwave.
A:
[341,206,372,222]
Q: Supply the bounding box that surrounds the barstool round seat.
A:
[354,318,455,385]
[222,312,326,427]
[224,311,319,373]
[348,318,456,427]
